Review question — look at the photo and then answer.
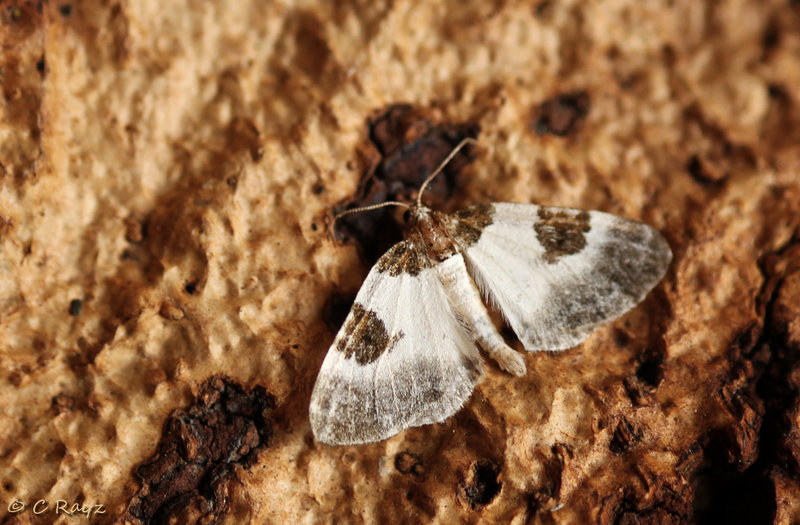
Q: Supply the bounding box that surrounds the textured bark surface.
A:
[1,1,799,523]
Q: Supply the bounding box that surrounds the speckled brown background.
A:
[1,1,800,523]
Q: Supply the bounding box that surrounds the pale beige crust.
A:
[1,1,800,524]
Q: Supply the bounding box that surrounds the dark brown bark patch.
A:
[125,376,275,524]
[335,104,480,265]
[531,91,590,136]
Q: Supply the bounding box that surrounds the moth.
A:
[310,139,672,445]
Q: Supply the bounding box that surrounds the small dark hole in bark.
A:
[762,19,780,52]
[636,349,664,387]
[609,419,641,453]
[614,329,630,347]
[462,459,501,508]
[69,299,83,316]
[395,451,425,476]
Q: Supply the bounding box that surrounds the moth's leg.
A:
[437,255,526,376]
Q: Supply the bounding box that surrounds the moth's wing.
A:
[309,241,482,446]
[453,203,672,351]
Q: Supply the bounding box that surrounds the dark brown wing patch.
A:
[375,240,435,276]
[336,303,403,365]
[451,203,495,247]
[534,207,591,263]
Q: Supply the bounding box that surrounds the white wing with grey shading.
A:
[455,203,672,352]
[309,240,483,446]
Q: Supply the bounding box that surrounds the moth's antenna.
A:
[416,137,478,207]
[334,201,410,222]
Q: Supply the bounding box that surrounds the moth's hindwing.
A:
[309,240,483,445]
[455,202,672,351]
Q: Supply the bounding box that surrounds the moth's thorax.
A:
[406,205,458,262]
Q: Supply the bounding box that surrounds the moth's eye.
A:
[402,208,412,223]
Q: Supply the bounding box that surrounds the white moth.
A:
[310,140,672,446]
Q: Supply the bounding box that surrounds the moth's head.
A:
[404,203,432,227]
